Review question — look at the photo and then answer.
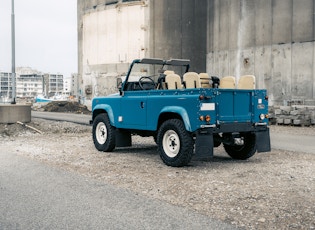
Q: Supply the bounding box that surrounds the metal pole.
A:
[11,0,16,104]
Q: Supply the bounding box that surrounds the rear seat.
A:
[219,76,236,89]
[199,73,211,88]
[238,75,256,89]
[165,73,182,89]
[183,72,200,88]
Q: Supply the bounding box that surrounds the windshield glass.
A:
[122,59,190,91]
[129,63,164,82]
[129,62,188,82]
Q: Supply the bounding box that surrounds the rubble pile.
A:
[42,101,91,115]
[269,105,315,126]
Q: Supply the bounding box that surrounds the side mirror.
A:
[117,78,122,90]
[117,78,124,96]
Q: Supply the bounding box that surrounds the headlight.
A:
[259,114,265,120]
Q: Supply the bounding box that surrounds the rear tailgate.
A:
[215,89,253,123]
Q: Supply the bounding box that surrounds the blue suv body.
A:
[91,58,270,167]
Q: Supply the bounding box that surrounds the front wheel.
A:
[92,113,116,152]
[223,133,256,160]
[157,119,194,167]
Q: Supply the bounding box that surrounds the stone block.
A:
[284,118,292,125]
[290,110,299,116]
[0,105,31,124]
[293,119,302,126]
[276,118,284,124]
[280,106,292,114]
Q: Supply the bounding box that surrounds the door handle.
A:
[140,101,145,108]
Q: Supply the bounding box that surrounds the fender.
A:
[160,106,192,132]
[92,104,115,126]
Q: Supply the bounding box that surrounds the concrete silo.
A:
[207,0,315,106]
[78,0,315,106]
[77,0,207,104]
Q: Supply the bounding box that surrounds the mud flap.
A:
[115,129,132,147]
[255,127,271,152]
[195,130,214,158]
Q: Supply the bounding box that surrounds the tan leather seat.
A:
[165,73,182,89]
[164,70,175,75]
[220,76,236,89]
[183,72,200,88]
[238,75,256,89]
[199,73,211,88]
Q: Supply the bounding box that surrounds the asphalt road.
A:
[32,111,315,154]
[0,151,236,230]
[32,111,91,125]
[270,132,315,154]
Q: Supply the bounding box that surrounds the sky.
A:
[0,0,77,78]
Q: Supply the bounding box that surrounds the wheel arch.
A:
[158,106,192,132]
[92,104,115,126]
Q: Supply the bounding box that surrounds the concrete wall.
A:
[77,0,208,101]
[78,1,148,101]
[77,0,314,106]
[207,0,315,105]
[149,0,208,73]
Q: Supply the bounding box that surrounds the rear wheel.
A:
[157,119,194,167]
[93,113,116,152]
[223,133,256,160]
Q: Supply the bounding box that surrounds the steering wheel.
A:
[138,76,156,90]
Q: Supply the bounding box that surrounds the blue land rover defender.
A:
[91,58,270,167]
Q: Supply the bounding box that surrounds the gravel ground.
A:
[1,119,314,230]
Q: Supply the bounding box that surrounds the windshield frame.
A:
[121,58,190,92]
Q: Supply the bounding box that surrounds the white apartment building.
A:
[15,67,44,98]
[1,67,66,100]
[44,74,64,97]
[16,74,44,98]
[0,72,12,103]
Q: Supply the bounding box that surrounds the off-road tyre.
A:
[213,134,222,147]
[93,113,116,152]
[157,119,194,167]
[223,132,256,160]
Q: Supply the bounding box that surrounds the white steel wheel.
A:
[162,130,181,158]
[157,119,194,167]
[96,122,107,145]
[92,113,116,152]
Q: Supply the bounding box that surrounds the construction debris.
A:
[16,121,43,134]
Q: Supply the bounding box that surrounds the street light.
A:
[11,0,16,104]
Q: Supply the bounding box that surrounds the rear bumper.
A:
[209,122,269,134]
[194,122,271,157]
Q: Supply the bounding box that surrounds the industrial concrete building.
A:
[77,0,315,106]
[71,73,80,98]
[207,0,315,106]
[77,0,207,103]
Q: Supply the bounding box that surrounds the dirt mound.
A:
[0,118,91,137]
[43,101,91,114]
